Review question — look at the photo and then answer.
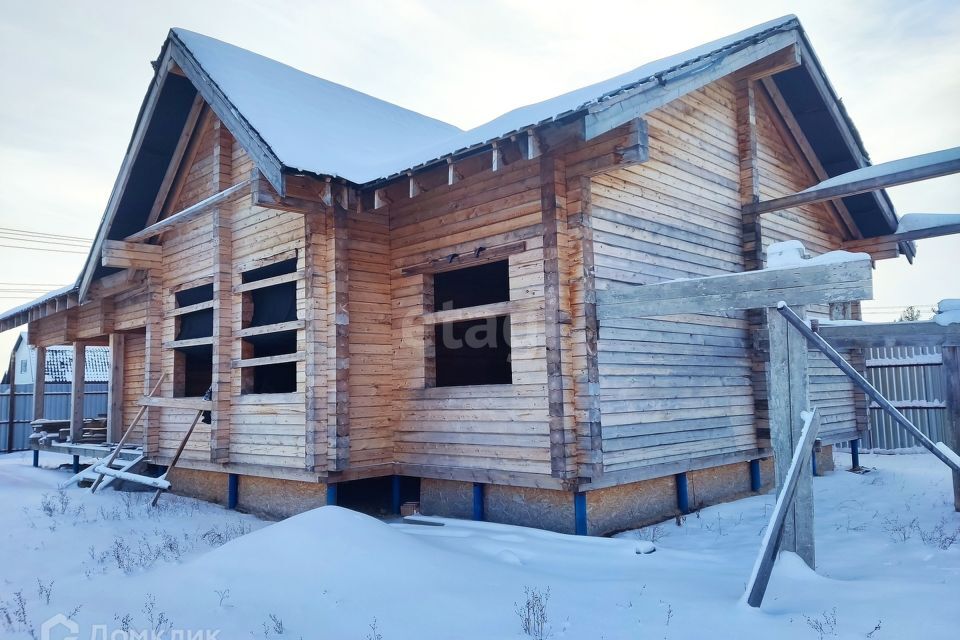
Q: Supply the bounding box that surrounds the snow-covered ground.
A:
[0,450,957,639]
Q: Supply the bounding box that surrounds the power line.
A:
[0,226,92,243]
[0,243,88,255]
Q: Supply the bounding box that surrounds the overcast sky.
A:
[0,0,957,359]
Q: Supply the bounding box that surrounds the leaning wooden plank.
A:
[745,408,821,608]
[92,464,171,490]
[151,408,205,506]
[746,146,960,215]
[598,256,872,319]
[91,374,165,493]
[124,179,251,242]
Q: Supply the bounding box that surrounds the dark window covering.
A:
[434,315,511,387]
[249,282,297,327]
[242,258,297,283]
[433,260,509,312]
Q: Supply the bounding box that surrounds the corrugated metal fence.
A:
[0,383,108,452]
[862,346,945,450]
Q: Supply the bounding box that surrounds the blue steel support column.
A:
[227,473,239,510]
[811,450,819,477]
[472,483,484,521]
[850,439,860,469]
[72,455,80,474]
[391,475,402,514]
[32,449,39,467]
[675,472,690,513]
[574,492,588,535]
[326,483,338,506]
[749,459,762,492]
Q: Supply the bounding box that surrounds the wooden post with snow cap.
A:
[937,300,960,510]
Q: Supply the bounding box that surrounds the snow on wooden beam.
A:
[746,147,960,216]
[126,179,251,242]
[598,251,872,319]
[844,213,960,252]
[101,240,162,270]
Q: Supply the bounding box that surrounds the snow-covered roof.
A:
[895,213,960,234]
[172,15,799,184]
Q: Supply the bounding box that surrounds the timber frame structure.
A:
[2,15,955,533]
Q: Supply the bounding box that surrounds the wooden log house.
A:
[0,16,916,533]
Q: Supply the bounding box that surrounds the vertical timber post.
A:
[749,459,762,492]
[767,304,815,567]
[209,120,233,464]
[574,491,587,535]
[69,341,86,443]
[107,334,124,442]
[472,483,485,521]
[675,472,690,513]
[5,346,15,453]
[943,346,960,511]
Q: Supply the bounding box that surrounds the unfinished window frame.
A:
[166,278,214,398]
[234,254,304,395]
[422,258,517,388]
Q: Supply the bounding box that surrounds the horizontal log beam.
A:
[843,220,960,251]
[816,320,960,348]
[125,179,251,242]
[101,240,162,270]
[598,257,872,319]
[747,148,960,216]
[138,396,213,411]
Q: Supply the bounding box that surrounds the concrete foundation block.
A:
[484,484,575,534]
[236,475,328,519]
[419,478,475,520]
[168,467,227,505]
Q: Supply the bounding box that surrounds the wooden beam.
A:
[746,408,821,607]
[168,37,285,195]
[32,346,45,423]
[541,155,576,480]
[235,320,305,338]
[577,175,603,478]
[101,240,162,270]
[768,305,815,568]
[756,78,860,239]
[107,334,124,442]
[125,179,251,242]
[401,241,527,276]
[737,42,800,80]
[584,29,799,140]
[421,299,539,326]
[138,396,213,411]
[598,257,873,319]
[816,320,960,348]
[843,220,960,251]
[252,171,327,214]
[210,119,233,464]
[327,204,350,471]
[69,342,86,443]
[145,94,206,228]
[231,351,305,369]
[943,346,960,511]
[747,147,960,216]
[233,270,302,294]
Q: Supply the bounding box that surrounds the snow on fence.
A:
[0,382,108,452]
[862,345,946,450]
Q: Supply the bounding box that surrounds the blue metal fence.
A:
[0,382,108,452]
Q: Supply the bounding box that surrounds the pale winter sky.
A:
[0,0,957,359]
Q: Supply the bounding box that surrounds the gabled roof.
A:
[0,15,911,326]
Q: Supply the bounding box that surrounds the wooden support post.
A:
[767,304,815,568]
[143,271,163,455]
[327,203,350,471]
[541,155,575,480]
[578,176,603,478]
[32,346,45,424]
[209,120,233,464]
[943,346,960,511]
[303,208,326,471]
[69,341,86,443]
[107,334,124,442]
[5,347,15,453]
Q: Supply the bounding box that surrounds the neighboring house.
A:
[4,332,110,384]
[0,16,913,532]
